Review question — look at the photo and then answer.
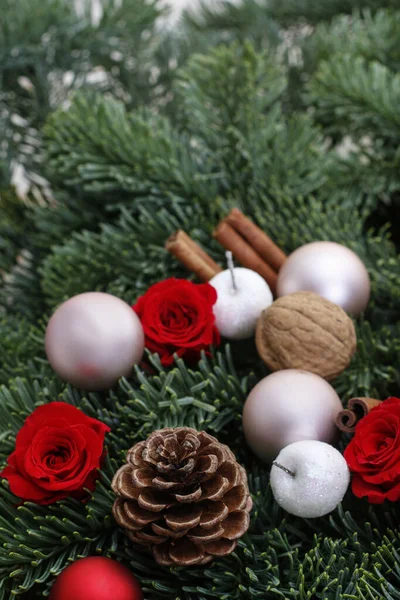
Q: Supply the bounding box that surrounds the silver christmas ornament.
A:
[242,369,342,462]
[45,292,144,390]
[277,241,370,315]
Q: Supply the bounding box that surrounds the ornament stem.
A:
[272,461,295,477]
[226,251,238,292]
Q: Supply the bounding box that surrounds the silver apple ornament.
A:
[209,252,273,340]
[270,440,350,518]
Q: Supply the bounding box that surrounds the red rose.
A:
[344,397,400,503]
[133,278,220,366]
[1,403,110,505]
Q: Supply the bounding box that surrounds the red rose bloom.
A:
[1,403,110,505]
[133,278,220,366]
[344,397,400,503]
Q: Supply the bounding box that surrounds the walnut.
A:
[256,291,357,381]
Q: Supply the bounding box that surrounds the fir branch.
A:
[309,55,400,137]
[0,317,46,387]
[304,9,400,74]
[267,0,397,25]
[44,93,214,201]
[182,0,281,49]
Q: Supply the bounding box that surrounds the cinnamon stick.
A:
[336,397,382,433]
[225,208,287,272]
[213,222,278,293]
[166,230,222,282]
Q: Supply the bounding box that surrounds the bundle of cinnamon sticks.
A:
[166,208,286,294]
[165,230,222,282]
[336,397,382,433]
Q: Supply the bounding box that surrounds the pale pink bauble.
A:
[45,292,144,390]
[242,369,342,462]
[276,241,370,315]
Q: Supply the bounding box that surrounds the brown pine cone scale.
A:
[112,427,252,566]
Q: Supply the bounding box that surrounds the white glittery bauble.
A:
[277,241,370,316]
[270,440,350,518]
[209,268,273,340]
[242,370,342,462]
[45,292,144,390]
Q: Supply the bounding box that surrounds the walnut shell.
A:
[256,291,357,381]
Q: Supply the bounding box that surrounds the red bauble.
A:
[50,557,143,600]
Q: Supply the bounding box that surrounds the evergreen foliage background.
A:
[1,0,400,597]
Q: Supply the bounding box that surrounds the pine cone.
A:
[112,427,253,566]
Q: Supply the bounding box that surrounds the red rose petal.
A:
[2,466,55,502]
[37,426,105,492]
[17,403,110,439]
[197,282,218,306]
[385,480,400,502]
[351,474,384,503]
